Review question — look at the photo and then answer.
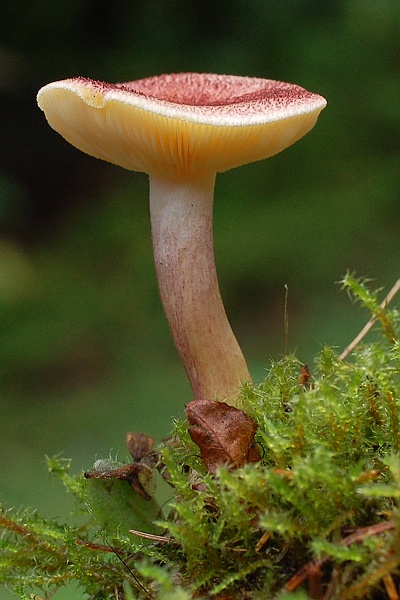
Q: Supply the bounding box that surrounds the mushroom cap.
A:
[37,73,326,177]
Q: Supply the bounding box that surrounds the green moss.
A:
[2,275,400,599]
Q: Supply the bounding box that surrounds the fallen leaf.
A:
[126,432,155,462]
[186,399,261,474]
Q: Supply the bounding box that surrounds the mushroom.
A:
[37,73,326,406]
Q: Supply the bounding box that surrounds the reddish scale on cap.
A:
[71,73,324,122]
[120,73,311,108]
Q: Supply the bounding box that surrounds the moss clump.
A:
[2,275,400,599]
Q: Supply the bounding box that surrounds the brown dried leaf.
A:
[186,399,261,474]
[126,432,155,462]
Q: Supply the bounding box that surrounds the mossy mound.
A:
[2,275,400,599]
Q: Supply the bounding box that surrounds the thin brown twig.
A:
[255,531,271,553]
[129,528,179,544]
[340,279,400,361]
[0,513,64,559]
[322,568,340,600]
[76,539,124,555]
[0,514,39,540]
[383,574,400,600]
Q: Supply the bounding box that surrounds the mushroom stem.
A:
[149,172,251,405]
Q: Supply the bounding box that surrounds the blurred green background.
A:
[1,1,400,597]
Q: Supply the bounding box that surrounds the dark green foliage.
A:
[2,276,400,599]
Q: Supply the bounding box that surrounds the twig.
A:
[76,539,124,555]
[129,529,175,544]
[383,574,400,600]
[340,279,400,361]
[255,531,271,553]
